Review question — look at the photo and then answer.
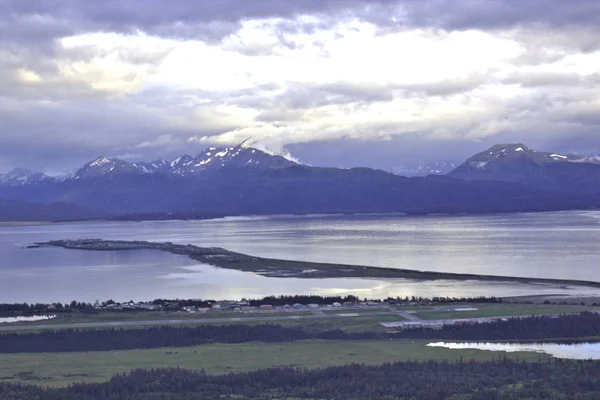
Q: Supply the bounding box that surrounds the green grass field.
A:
[416,305,590,320]
[0,339,551,387]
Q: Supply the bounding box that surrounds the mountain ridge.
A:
[448,143,600,193]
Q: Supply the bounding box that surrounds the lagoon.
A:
[427,341,600,360]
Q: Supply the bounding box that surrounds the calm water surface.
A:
[1,210,600,302]
[428,342,600,359]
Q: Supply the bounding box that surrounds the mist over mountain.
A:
[390,161,459,177]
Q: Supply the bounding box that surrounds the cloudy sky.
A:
[1,0,600,174]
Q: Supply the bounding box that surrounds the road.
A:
[0,311,400,332]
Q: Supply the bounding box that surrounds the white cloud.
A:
[1,0,600,171]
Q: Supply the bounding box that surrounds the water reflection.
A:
[2,210,600,302]
[427,342,600,359]
[0,315,56,324]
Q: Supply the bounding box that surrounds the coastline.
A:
[32,239,600,290]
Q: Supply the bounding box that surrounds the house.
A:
[259,305,274,310]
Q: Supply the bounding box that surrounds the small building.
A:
[292,303,305,309]
[307,303,319,308]
[259,305,274,310]
[283,304,292,309]
[138,303,159,311]
[212,304,221,309]
[332,302,342,307]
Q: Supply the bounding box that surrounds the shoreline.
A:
[32,239,600,290]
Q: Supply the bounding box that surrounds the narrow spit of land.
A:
[31,239,600,289]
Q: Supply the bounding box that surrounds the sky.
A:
[1,0,600,174]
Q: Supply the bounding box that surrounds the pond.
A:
[427,341,600,359]
[0,315,56,324]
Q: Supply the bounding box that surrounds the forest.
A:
[2,313,600,353]
[2,358,600,399]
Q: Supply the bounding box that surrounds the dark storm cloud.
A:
[0,90,239,173]
[399,0,600,31]
[4,0,600,44]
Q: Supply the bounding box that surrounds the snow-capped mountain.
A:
[448,143,600,192]
[62,146,299,180]
[452,143,600,168]
[73,157,142,180]
[0,168,55,186]
[391,161,458,177]
[175,146,297,175]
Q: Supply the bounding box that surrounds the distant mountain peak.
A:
[88,157,112,168]
[461,143,600,169]
[172,146,298,175]
[448,143,600,192]
[390,161,458,177]
[75,157,140,179]
[0,168,54,186]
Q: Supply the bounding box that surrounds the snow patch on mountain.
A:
[0,168,55,186]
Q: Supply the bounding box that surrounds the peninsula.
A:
[31,239,600,289]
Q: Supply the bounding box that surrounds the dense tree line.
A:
[0,301,95,317]
[249,295,502,306]
[247,294,361,306]
[0,325,377,353]
[3,359,600,399]
[398,312,600,341]
[2,313,600,354]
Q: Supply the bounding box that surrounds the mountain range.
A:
[0,146,296,185]
[1,143,599,221]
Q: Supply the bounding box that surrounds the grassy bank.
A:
[417,305,590,320]
[0,339,551,387]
